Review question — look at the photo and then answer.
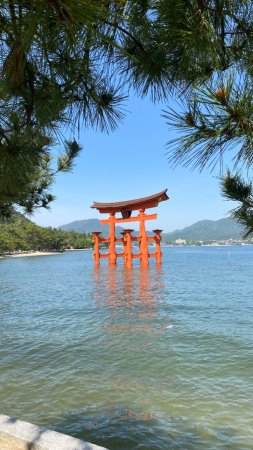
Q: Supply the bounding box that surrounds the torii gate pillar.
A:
[139,209,149,267]
[109,213,116,265]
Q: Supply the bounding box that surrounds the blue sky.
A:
[33,93,235,233]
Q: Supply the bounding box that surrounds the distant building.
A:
[173,239,187,245]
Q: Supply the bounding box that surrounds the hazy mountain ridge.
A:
[59,218,154,237]
[59,218,125,237]
[163,218,244,242]
[59,217,244,241]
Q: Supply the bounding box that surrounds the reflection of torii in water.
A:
[107,266,163,306]
[91,189,169,267]
[92,266,169,335]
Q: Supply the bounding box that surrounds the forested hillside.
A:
[0,215,92,253]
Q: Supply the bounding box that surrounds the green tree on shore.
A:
[0,217,93,253]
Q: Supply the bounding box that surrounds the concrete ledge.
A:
[0,414,108,450]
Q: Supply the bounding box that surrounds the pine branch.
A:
[55,139,81,174]
[164,80,253,171]
[220,171,253,239]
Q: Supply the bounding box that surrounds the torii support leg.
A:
[109,212,117,265]
[121,231,127,264]
[153,229,163,265]
[139,209,149,267]
[92,232,102,266]
[125,229,133,268]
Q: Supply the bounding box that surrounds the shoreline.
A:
[1,251,63,258]
[0,249,92,259]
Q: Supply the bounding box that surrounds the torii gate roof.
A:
[91,189,169,213]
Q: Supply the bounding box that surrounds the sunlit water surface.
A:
[0,247,253,449]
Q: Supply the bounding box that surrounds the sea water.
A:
[0,247,253,449]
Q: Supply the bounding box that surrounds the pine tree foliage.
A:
[1,1,253,225]
[163,1,253,170]
[221,171,253,238]
[159,1,253,236]
[163,79,253,170]
[0,0,130,217]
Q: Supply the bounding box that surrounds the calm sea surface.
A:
[0,247,253,449]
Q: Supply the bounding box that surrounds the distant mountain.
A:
[59,218,153,237]
[59,218,126,237]
[163,218,244,243]
[59,217,244,242]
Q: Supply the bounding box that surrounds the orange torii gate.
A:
[91,189,169,267]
